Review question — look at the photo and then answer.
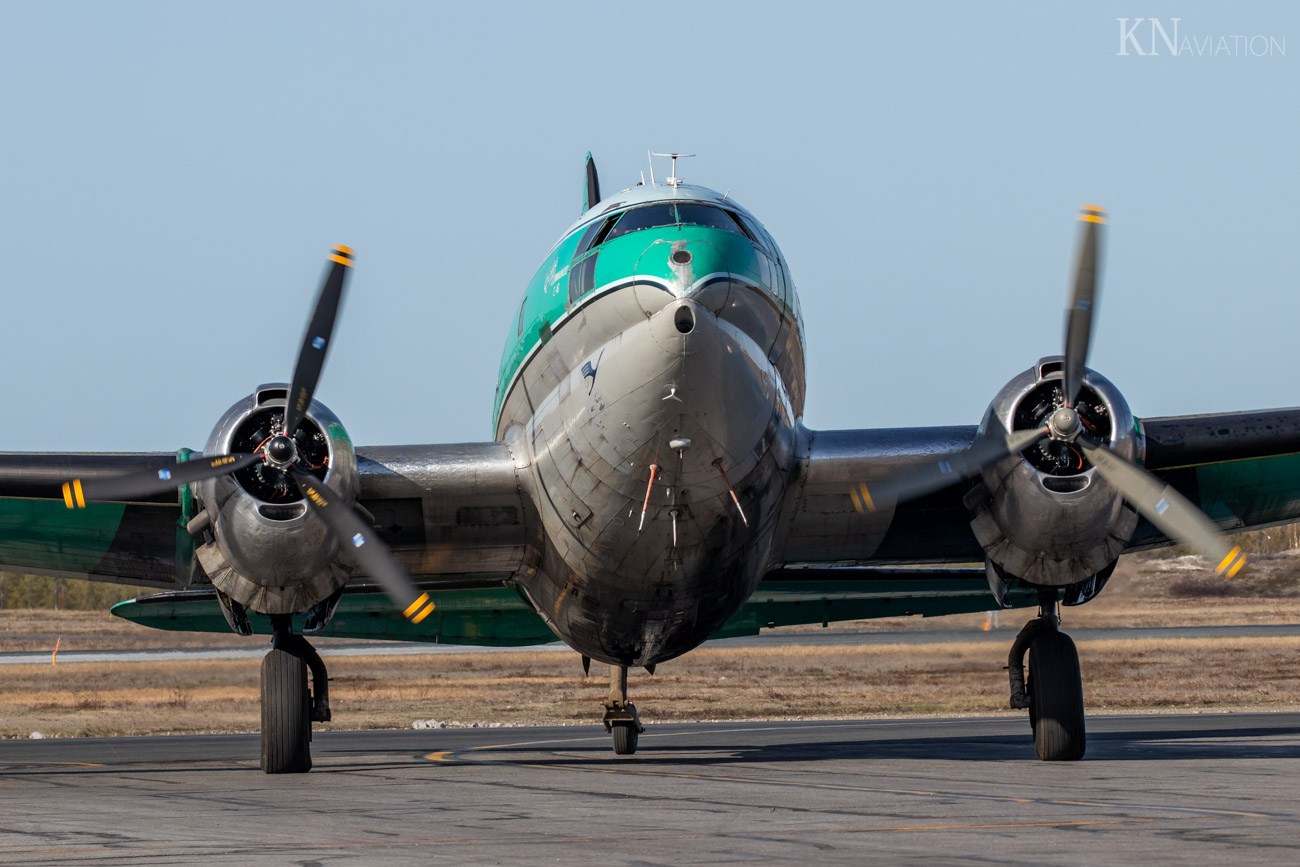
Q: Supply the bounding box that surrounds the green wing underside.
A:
[113,567,1022,645]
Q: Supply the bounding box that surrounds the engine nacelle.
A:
[192,383,360,614]
[969,357,1139,588]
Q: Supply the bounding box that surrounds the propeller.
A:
[1063,207,1103,407]
[62,246,438,623]
[850,205,1247,579]
[1077,436,1244,578]
[849,426,1048,514]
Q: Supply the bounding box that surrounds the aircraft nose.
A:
[634,237,732,300]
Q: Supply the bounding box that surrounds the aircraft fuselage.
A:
[495,183,806,666]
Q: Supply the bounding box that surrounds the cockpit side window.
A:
[605,204,677,241]
[589,213,620,249]
[723,209,756,241]
[574,212,621,258]
[568,253,598,305]
[733,212,770,251]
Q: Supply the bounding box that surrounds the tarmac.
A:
[0,713,1297,865]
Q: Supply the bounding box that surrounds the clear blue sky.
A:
[2,2,1296,451]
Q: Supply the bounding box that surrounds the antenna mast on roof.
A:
[646,151,656,186]
[650,152,695,188]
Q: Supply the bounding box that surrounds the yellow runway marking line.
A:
[425,738,561,763]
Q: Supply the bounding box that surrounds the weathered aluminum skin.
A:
[774,424,984,566]
[970,359,1139,586]
[496,241,801,666]
[354,441,532,579]
[194,384,361,614]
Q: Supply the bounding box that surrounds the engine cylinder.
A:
[969,357,1140,588]
[193,383,360,614]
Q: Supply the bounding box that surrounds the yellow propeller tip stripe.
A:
[1080,204,1107,213]
[410,601,436,624]
[849,487,864,514]
[334,244,353,255]
[403,593,431,619]
[1226,557,1246,579]
[1215,546,1242,574]
[62,482,74,509]
[858,483,876,513]
[1078,214,1107,224]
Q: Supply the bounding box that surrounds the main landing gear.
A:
[1007,590,1085,761]
[603,664,645,755]
[261,615,331,774]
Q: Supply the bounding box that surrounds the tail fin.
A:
[582,152,601,213]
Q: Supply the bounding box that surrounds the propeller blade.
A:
[1062,205,1105,406]
[63,453,263,507]
[283,245,353,437]
[284,466,435,624]
[1078,438,1246,578]
[850,427,1048,514]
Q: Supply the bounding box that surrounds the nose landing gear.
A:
[603,664,645,755]
[1008,591,1086,761]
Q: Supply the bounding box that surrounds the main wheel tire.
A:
[1028,630,1086,761]
[611,722,639,755]
[1026,656,1038,732]
[261,648,312,774]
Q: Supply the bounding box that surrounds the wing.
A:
[0,443,535,591]
[717,565,1038,637]
[1133,408,1300,547]
[0,452,184,587]
[773,410,1300,569]
[774,425,984,568]
[112,583,554,646]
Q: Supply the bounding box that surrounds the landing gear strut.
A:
[261,615,331,774]
[603,664,644,755]
[1008,590,1085,761]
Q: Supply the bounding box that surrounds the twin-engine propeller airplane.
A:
[3,153,1299,772]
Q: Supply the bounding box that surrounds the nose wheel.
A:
[603,664,645,755]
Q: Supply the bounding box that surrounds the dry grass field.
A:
[2,551,1299,739]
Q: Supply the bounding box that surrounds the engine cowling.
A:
[968,357,1139,588]
[192,383,361,614]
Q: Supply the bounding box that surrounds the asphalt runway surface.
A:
[5,623,1298,664]
[0,713,1297,865]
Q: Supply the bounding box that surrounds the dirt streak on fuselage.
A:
[494,183,807,666]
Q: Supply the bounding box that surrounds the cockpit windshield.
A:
[602,202,752,243]
[675,203,746,235]
[604,204,677,241]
